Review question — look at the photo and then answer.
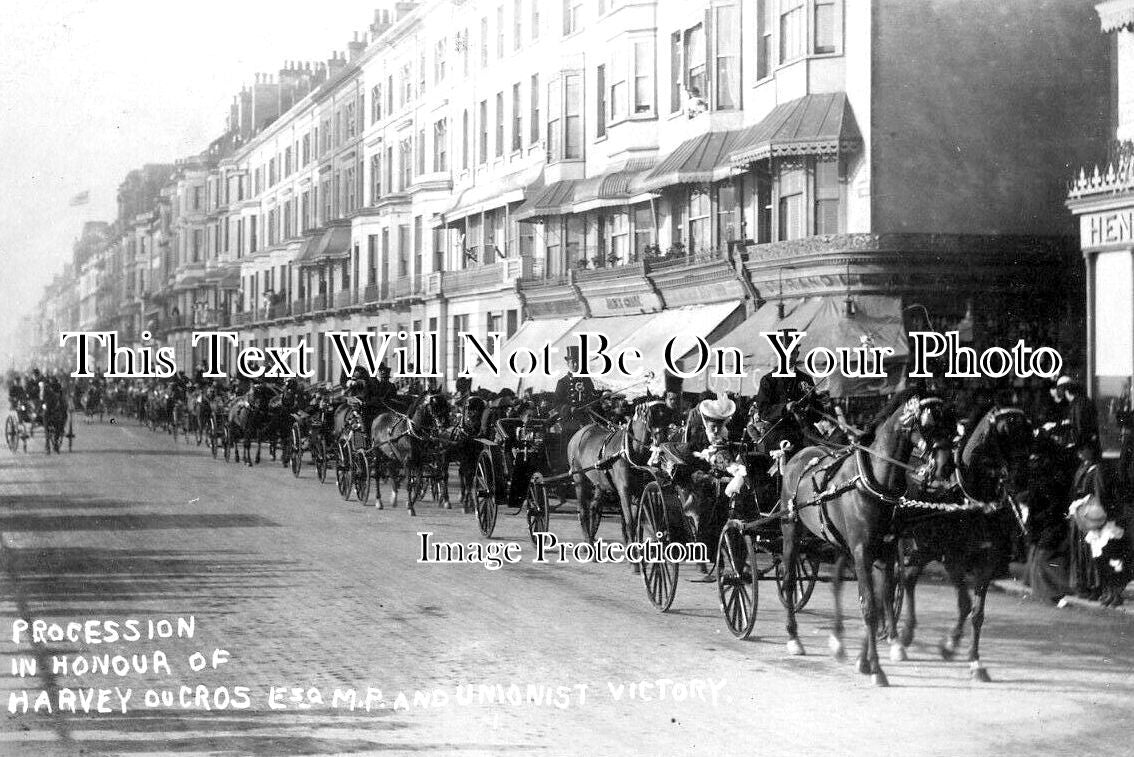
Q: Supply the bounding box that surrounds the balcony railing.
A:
[442,262,507,293]
[292,299,308,316]
[231,312,250,326]
[393,275,423,299]
[362,283,389,303]
[312,293,328,311]
[267,302,288,320]
[334,290,353,309]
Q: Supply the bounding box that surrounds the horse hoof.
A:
[871,672,890,687]
[889,643,907,663]
[376,503,384,510]
[899,629,915,648]
[939,642,956,661]
[828,635,846,662]
[786,639,806,656]
[408,508,416,517]
[441,500,452,510]
[970,664,991,683]
[856,655,871,675]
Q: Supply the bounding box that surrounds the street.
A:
[1,419,1132,757]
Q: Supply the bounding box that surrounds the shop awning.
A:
[597,302,744,396]
[512,180,578,222]
[297,224,351,267]
[636,129,744,192]
[571,159,659,213]
[466,316,584,392]
[441,163,544,226]
[710,295,908,397]
[729,93,861,166]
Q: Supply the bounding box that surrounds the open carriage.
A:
[5,396,73,454]
[471,411,622,545]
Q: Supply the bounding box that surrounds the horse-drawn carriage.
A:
[5,392,72,454]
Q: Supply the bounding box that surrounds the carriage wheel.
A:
[195,416,204,446]
[314,436,328,484]
[774,552,820,612]
[474,449,498,538]
[637,481,679,612]
[526,473,550,546]
[208,418,218,459]
[716,522,758,639]
[290,426,303,478]
[353,450,371,504]
[578,496,603,544]
[336,441,353,500]
[5,417,17,453]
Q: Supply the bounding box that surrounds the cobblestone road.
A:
[1,420,1132,756]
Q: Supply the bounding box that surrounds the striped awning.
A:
[512,180,579,222]
[571,158,658,213]
[440,163,544,226]
[297,223,352,266]
[636,130,745,192]
[729,93,861,166]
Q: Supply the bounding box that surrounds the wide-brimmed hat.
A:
[1056,376,1073,389]
[699,392,736,422]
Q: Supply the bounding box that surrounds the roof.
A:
[636,129,745,192]
[729,93,861,166]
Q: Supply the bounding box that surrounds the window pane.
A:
[815,2,836,54]
[564,74,582,159]
[715,5,739,110]
[634,41,653,113]
[779,1,805,63]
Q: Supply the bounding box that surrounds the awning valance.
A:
[729,93,861,166]
[297,224,351,267]
[441,163,544,226]
[466,315,584,392]
[636,129,745,192]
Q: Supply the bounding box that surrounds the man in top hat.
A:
[553,354,598,425]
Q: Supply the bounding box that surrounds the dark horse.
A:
[778,391,955,686]
[369,394,452,515]
[568,399,676,553]
[885,406,1032,681]
[42,386,68,454]
[448,394,488,513]
[227,383,276,466]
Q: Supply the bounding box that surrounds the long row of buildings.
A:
[26,0,1132,433]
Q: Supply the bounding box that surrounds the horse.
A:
[778,390,956,686]
[368,393,453,514]
[447,394,488,513]
[227,383,276,466]
[82,383,104,422]
[41,385,68,454]
[568,398,677,557]
[882,406,1033,680]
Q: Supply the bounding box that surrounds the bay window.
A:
[815,1,837,54]
[546,78,562,158]
[633,204,654,259]
[597,65,608,137]
[685,25,706,99]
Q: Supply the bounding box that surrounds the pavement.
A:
[1,419,1133,757]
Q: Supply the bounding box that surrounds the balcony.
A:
[393,275,423,300]
[333,290,353,309]
[231,312,250,326]
[362,283,390,303]
[574,260,646,282]
[292,299,309,316]
[267,302,289,320]
[312,293,328,311]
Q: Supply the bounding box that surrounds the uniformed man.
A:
[553,355,598,423]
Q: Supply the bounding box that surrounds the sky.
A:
[0,0,385,365]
